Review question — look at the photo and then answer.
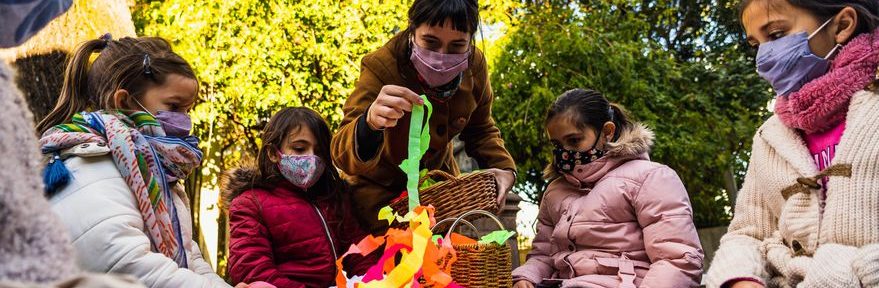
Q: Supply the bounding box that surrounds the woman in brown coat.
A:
[331,0,516,233]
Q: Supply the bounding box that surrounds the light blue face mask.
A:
[756,17,842,97]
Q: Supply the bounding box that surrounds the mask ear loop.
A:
[132,97,157,118]
[808,17,842,60]
[824,43,844,60]
[808,17,834,39]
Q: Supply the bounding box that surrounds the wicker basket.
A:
[390,170,499,222]
[424,210,513,287]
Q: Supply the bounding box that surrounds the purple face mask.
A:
[756,18,839,97]
[155,111,193,137]
[410,40,470,87]
[133,99,193,137]
[277,153,325,190]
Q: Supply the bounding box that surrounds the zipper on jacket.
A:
[312,204,339,260]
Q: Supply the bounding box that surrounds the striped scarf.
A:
[40,110,203,267]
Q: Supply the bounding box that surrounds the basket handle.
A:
[431,217,478,234]
[418,170,459,186]
[444,210,507,239]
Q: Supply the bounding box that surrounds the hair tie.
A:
[97,33,112,49]
[142,54,155,78]
[608,107,614,122]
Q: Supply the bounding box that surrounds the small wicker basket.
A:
[424,210,514,287]
[390,170,500,222]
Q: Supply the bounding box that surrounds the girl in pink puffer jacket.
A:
[512,89,704,288]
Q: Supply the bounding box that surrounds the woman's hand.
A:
[486,168,515,206]
[730,281,765,288]
[513,280,535,288]
[366,85,424,130]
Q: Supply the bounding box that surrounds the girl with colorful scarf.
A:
[36,36,240,288]
[707,1,879,287]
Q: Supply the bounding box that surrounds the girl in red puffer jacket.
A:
[223,107,377,288]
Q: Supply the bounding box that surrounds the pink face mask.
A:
[410,40,470,87]
[277,153,325,190]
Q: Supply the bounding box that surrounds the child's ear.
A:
[834,7,858,45]
[603,121,616,142]
[112,89,130,110]
[266,146,281,163]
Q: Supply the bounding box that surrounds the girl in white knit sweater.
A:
[707,1,879,288]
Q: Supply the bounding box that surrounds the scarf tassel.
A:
[43,152,71,196]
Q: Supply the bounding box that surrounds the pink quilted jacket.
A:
[513,124,704,288]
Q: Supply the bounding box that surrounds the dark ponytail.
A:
[608,103,632,141]
[36,39,107,134]
[545,88,633,141]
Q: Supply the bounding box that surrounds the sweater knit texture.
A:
[706,90,879,288]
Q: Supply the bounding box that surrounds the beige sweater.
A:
[706,90,879,288]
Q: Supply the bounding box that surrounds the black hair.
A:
[545,88,632,141]
[393,0,481,76]
[407,0,479,35]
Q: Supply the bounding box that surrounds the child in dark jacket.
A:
[224,107,376,288]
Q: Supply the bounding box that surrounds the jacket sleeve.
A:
[59,179,232,288]
[332,57,385,176]
[458,57,516,171]
[188,240,229,286]
[634,166,704,288]
[511,190,557,284]
[787,242,879,287]
[227,194,305,288]
[706,138,777,287]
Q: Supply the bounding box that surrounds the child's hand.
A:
[513,280,535,288]
[366,85,424,130]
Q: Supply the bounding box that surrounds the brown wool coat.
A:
[331,34,516,233]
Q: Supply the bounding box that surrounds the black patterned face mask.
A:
[553,134,605,173]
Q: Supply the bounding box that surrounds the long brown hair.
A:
[254,107,347,205]
[36,36,197,133]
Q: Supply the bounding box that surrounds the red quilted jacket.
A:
[223,167,376,288]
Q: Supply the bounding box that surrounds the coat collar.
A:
[757,116,818,178]
[562,123,654,189]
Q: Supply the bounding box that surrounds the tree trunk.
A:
[722,166,739,207]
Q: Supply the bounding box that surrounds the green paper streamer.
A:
[478,230,517,245]
[399,95,433,212]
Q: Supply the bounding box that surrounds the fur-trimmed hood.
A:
[603,122,655,158]
[219,166,260,211]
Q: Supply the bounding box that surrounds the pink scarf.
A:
[775,28,879,134]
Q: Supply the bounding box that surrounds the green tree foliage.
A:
[491,1,773,227]
[132,1,411,187]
